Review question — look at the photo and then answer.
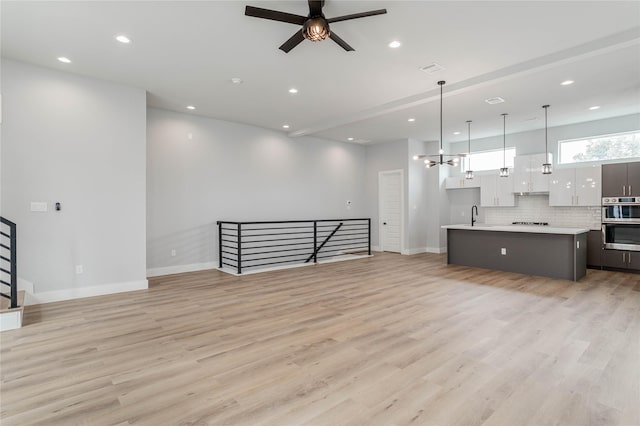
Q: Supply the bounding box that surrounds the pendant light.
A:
[412,81,460,168]
[542,105,552,174]
[499,113,509,177]
[465,120,474,179]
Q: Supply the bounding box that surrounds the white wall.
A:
[445,113,640,230]
[1,59,147,301]
[450,113,640,172]
[146,108,367,273]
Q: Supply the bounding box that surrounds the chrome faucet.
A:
[471,205,479,226]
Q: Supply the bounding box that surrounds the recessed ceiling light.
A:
[231,77,243,84]
[589,105,601,110]
[186,105,196,110]
[485,97,505,105]
[115,35,131,44]
[453,131,461,135]
[57,57,71,63]
[347,137,354,141]
[408,118,416,122]
[282,124,290,129]
[561,80,574,86]
[288,88,298,94]
[388,40,401,48]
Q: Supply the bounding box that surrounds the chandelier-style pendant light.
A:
[542,104,552,174]
[465,120,474,179]
[499,113,509,177]
[412,81,460,168]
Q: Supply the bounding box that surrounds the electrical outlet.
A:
[501,248,507,255]
[75,265,83,274]
[171,249,177,257]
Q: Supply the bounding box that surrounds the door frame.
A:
[378,169,405,253]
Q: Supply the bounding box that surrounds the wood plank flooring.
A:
[1,253,639,425]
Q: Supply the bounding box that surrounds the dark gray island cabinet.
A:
[443,224,589,281]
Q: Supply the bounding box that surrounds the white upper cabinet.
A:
[445,176,480,189]
[549,165,601,206]
[481,175,515,207]
[513,153,551,193]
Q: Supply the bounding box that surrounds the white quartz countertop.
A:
[442,224,590,235]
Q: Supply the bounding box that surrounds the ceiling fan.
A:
[245,0,387,53]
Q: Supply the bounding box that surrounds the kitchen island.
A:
[443,224,589,281]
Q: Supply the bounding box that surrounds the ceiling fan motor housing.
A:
[303,17,330,41]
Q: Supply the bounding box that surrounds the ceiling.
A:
[2,1,640,145]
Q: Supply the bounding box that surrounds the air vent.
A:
[419,63,444,74]
[485,97,505,105]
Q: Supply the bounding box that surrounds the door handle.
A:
[629,252,632,264]
[623,185,626,196]
[630,185,632,195]
[623,252,626,263]
[383,222,387,225]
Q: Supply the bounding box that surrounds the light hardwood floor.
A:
[1,253,639,426]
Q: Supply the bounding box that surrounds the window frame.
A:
[557,130,640,165]
[460,146,517,174]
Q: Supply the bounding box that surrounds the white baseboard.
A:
[402,248,429,255]
[146,261,217,278]
[426,246,447,254]
[372,246,382,252]
[27,280,148,305]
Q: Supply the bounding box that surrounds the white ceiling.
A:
[2,1,640,144]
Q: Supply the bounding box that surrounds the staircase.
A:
[1,216,22,331]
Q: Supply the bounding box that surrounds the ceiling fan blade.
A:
[327,9,387,24]
[308,0,323,16]
[329,32,355,51]
[245,6,307,25]
[279,31,305,53]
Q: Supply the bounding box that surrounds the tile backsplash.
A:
[484,194,601,230]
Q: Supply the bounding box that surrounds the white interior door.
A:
[379,170,403,253]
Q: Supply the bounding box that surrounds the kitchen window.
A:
[461,147,516,172]
[558,130,640,164]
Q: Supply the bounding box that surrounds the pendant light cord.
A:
[439,81,444,163]
[467,120,472,170]
[544,105,549,164]
[502,113,507,168]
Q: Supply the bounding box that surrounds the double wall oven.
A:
[602,197,640,251]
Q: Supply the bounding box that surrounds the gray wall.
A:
[1,59,147,295]
[364,140,408,251]
[146,108,367,272]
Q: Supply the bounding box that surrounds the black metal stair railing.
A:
[0,216,18,309]
[217,218,371,274]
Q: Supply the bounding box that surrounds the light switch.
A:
[501,248,507,255]
[30,202,47,212]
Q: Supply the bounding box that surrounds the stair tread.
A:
[0,290,25,312]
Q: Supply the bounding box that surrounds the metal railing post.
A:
[237,223,242,275]
[10,222,17,309]
[367,218,371,256]
[313,221,318,264]
[217,221,222,269]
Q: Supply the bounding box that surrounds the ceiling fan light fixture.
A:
[303,17,330,42]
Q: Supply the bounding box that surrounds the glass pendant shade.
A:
[542,163,552,174]
[499,167,509,177]
[465,169,475,180]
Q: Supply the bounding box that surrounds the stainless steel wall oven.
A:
[602,197,640,251]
